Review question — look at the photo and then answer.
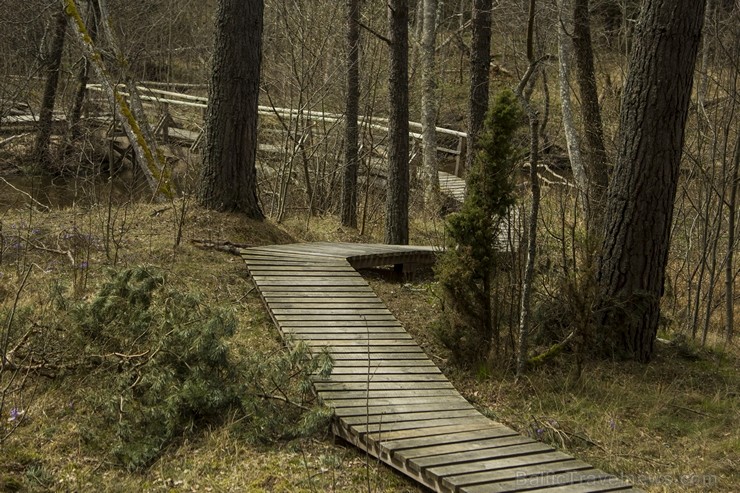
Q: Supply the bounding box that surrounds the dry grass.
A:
[1,200,737,492]
[0,201,422,492]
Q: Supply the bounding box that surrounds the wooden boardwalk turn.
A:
[241,242,641,493]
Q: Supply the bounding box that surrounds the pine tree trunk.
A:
[385,0,410,245]
[597,0,706,362]
[198,0,264,218]
[573,0,609,227]
[341,0,360,228]
[466,0,493,174]
[421,0,439,204]
[34,7,68,167]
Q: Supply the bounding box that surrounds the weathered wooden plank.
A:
[362,421,497,443]
[314,381,454,391]
[314,373,449,383]
[326,365,439,374]
[282,325,408,332]
[340,408,482,426]
[269,302,388,308]
[276,314,398,321]
[324,395,465,408]
[259,285,376,292]
[327,353,429,361]
[380,427,521,455]
[261,296,381,303]
[318,388,459,400]
[272,308,393,315]
[334,401,474,418]
[279,320,404,327]
[462,476,632,493]
[345,416,493,436]
[288,332,413,341]
[422,450,574,483]
[330,359,437,367]
[398,433,532,459]
[303,339,419,347]
[441,460,593,493]
[410,442,556,473]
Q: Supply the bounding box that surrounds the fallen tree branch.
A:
[0,177,51,211]
[190,239,253,256]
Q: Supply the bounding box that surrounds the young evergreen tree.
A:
[436,90,522,364]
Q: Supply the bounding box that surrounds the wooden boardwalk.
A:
[241,242,641,493]
[438,171,520,253]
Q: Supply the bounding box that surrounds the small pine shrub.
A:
[435,90,523,366]
[72,267,332,470]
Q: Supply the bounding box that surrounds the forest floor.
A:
[0,198,737,492]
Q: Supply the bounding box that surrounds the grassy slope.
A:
[1,201,737,492]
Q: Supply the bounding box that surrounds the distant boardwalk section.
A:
[241,242,642,492]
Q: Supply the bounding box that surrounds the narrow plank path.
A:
[241,242,641,493]
[438,171,520,252]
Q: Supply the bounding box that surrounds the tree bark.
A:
[385,0,410,245]
[198,0,264,218]
[63,0,171,201]
[556,0,588,211]
[341,0,360,228]
[67,0,98,142]
[516,0,540,377]
[597,0,706,362]
[573,0,609,227]
[34,7,68,167]
[465,0,493,174]
[421,0,439,204]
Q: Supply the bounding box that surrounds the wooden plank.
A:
[327,365,439,374]
[334,401,474,418]
[272,308,393,315]
[288,332,413,341]
[345,416,493,436]
[462,476,632,493]
[380,427,521,455]
[325,351,428,358]
[325,395,465,408]
[302,339,419,347]
[318,389,459,400]
[268,302,388,308]
[330,359,437,367]
[275,314,397,321]
[261,297,381,303]
[409,442,556,473]
[283,324,407,333]
[315,381,454,391]
[259,285,375,292]
[362,421,498,443]
[279,320,403,327]
[262,291,378,299]
[441,460,593,493]
[395,435,536,466]
[340,408,482,426]
[422,450,574,483]
[314,373,449,383]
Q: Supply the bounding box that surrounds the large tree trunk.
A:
[465,0,493,174]
[597,0,706,362]
[33,7,68,167]
[198,0,264,218]
[420,0,439,204]
[385,0,410,245]
[573,0,609,227]
[341,0,360,228]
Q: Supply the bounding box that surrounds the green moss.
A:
[113,91,172,198]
